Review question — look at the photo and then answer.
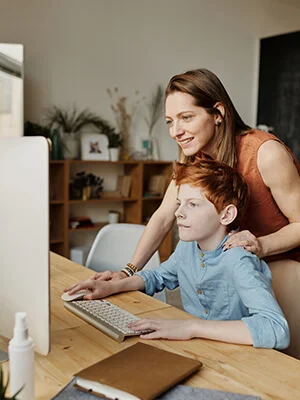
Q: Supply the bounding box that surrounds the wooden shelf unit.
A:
[49,160,173,262]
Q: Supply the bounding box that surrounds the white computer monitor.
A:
[0,137,50,355]
[0,43,24,138]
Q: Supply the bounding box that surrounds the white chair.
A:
[85,223,167,302]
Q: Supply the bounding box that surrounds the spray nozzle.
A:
[13,312,29,341]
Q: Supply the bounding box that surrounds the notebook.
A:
[74,342,202,400]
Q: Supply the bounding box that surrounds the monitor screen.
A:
[0,43,23,137]
[0,137,50,355]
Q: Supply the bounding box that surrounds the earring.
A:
[216,120,221,126]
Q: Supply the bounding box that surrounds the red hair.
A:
[173,159,249,230]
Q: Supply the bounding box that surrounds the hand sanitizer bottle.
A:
[8,312,35,400]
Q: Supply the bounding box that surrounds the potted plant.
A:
[107,132,123,161]
[45,106,112,160]
[0,365,23,399]
[69,171,104,200]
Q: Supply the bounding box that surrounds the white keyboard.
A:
[64,299,151,342]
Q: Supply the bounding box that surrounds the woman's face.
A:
[165,91,218,158]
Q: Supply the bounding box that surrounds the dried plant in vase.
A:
[144,85,164,160]
[107,87,144,159]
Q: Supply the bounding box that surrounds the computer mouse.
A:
[61,289,92,302]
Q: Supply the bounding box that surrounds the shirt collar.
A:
[197,235,228,259]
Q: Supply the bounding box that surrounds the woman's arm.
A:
[130,179,178,269]
[257,140,300,257]
[224,140,300,258]
[94,179,178,280]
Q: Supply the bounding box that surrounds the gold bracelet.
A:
[126,263,139,273]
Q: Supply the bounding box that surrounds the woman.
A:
[97,69,300,358]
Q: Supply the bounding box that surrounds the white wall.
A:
[0,0,300,160]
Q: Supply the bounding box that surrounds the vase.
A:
[109,147,120,162]
[82,186,92,201]
[63,132,80,159]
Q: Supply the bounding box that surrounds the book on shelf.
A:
[72,342,202,400]
[144,175,166,197]
[101,175,132,199]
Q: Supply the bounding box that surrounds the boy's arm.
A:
[136,241,183,295]
[232,254,290,349]
[129,318,253,344]
[66,275,145,300]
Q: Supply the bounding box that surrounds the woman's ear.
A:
[214,102,225,125]
[220,204,237,226]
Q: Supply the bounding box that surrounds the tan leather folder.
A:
[74,342,202,400]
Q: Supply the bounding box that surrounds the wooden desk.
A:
[2,253,300,399]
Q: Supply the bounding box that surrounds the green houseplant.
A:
[45,106,116,160]
[0,365,23,400]
[107,132,123,161]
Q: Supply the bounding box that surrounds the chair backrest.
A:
[86,223,166,302]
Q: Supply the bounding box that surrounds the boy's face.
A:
[175,183,226,250]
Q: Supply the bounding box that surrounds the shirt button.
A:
[200,263,205,268]
[197,289,202,294]
[205,309,209,314]
[200,253,204,257]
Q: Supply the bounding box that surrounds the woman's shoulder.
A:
[237,129,279,149]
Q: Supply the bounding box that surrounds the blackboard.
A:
[257,31,300,160]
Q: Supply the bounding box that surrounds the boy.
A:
[66,160,290,349]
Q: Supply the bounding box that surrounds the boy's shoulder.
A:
[223,247,271,279]
[224,245,255,259]
[222,246,262,268]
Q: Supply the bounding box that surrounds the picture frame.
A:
[80,133,109,160]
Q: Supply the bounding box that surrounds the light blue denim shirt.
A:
[137,236,290,349]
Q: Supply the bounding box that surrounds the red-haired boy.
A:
[66,160,290,349]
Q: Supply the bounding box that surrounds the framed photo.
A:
[80,133,109,160]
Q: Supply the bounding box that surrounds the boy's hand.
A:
[92,271,128,281]
[64,278,114,300]
[128,319,197,340]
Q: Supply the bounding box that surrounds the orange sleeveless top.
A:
[236,130,300,263]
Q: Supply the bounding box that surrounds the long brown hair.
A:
[165,69,251,167]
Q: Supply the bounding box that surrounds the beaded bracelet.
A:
[126,263,139,273]
[121,267,132,277]
[121,263,139,277]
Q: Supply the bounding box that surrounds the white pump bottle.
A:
[8,312,35,400]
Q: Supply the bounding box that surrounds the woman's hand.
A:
[64,278,113,300]
[128,318,196,340]
[223,230,263,257]
[92,271,127,281]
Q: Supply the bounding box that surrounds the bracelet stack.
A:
[121,263,139,277]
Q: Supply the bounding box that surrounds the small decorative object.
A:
[108,210,120,224]
[107,87,145,160]
[69,217,94,229]
[45,105,111,160]
[144,85,163,160]
[107,132,122,161]
[142,139,152,159]
[69,171,104,200]
[49,128,64,160]
[80,133,109,161]
[0,365,23,399]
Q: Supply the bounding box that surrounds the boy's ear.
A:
[219,204,237,226]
